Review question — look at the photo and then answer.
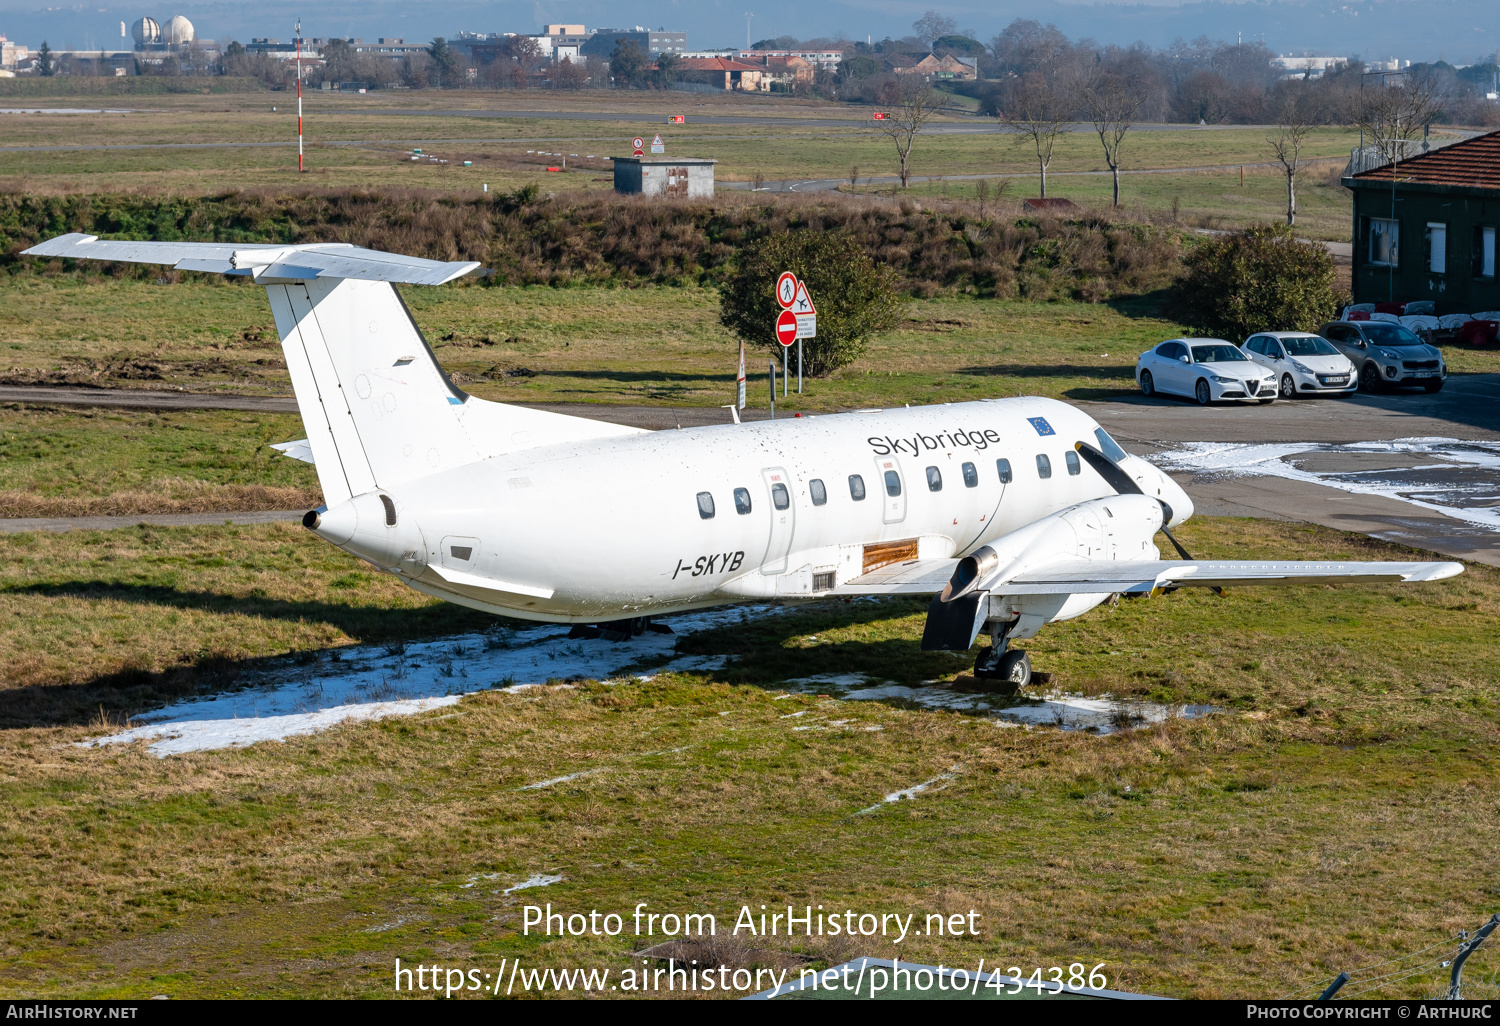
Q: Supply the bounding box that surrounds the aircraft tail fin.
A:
[268,277,644,505]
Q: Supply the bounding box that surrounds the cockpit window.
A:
[696,492,715,519]
[1093,428,1128,463]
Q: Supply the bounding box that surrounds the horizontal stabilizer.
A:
[21,233,481,286]
[270,438,315,464]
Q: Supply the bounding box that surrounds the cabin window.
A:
[961,462,978,488]
[925,466,942,492]
[1065,450,1081,476]
[884,470,902,497]
[809,479,827,506]
[696,491,715,519]
[1036,454,1052,479]
[996,458,1012,484]
[734,487,752,515]
[848,474,866,501]
[771,483,790,510]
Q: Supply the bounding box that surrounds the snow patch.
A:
[518,768,607,791]
[502,874,564,895]
[1151,437,1500,531]
[80,604,780,757]
[856,765,962,815]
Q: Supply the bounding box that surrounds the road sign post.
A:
[737,340,746,411]
[769,360,776,419]
[798,338,803,394]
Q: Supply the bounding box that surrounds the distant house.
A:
[1344,130,1500,312]
[677,56,782,91]
[883,52,976,80]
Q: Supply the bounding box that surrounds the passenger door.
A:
[759,467,795,574]
[873,456,907,525]
[1158,342,1190,394]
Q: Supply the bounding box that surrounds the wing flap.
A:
[835,558,959,595]
[1004,558,1463,594]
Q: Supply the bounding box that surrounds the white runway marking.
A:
[79,605,779,757]
[1150,437,1500,531]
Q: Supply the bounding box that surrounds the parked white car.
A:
[1136,338,1277,404]
[1241,331,1357,399]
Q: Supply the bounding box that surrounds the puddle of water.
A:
[1151,438,1500,531]
[800,676,1217,735]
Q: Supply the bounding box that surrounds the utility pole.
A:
[1447,914,1500,1000]
[295,18,304,173]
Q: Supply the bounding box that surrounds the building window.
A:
[1368,217,1399,267]
[1477,227,1497,280]
[1426,222,1447,274]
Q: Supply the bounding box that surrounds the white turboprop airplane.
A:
[24,233,1463,687]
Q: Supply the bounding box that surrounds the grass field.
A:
[0,91,1380,238]
[5,278,1499,415]
[0,516,1495,998]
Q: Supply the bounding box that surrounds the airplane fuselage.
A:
[315,396,1192,623]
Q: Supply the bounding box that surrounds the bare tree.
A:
[874,77,940,189]
[997,72,1072,198]
[1075,71,1143,207]
[1348,71,1446,164]
[912,11,957,48]
[1267,88,1313,225]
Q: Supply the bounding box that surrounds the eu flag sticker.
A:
[1027,417,1055,436]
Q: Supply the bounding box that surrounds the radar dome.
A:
[130,16,160,45]
[163,15,194,44]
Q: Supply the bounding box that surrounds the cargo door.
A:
[760,467,795,573]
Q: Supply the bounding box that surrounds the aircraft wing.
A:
[21,233,481,286]
[836,557,1462,597]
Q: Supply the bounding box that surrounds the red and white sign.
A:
[791,280,817,338]
[790,279,816,316]
[668,114,685,124]
[775,309,798,347]
[632,137,645,155]
[872,112,888,120]
[775,271,798,309]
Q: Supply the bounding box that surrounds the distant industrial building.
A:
[739,49,843,69]
[1271,56,1348,78]
[131,14,198,51]
[613,156,715,199]
[581,27,686,59]
[1345,129,1500,312]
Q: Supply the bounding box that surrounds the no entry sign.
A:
[775,309,798,347]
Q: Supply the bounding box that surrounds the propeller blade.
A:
[1074,441,1144,496]
[1160,525,1225,597]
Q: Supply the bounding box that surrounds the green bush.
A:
[1176,225,1340,341]
[717,231,902,377]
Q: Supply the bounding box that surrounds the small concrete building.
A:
[613,157,716,199]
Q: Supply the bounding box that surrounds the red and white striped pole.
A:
[295,19,303,172]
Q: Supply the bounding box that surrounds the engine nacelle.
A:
[921,494,1163,651]
[304,490,428,576]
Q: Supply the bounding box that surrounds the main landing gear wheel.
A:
[974,647,1031,690]
[1360,363,1382,393]
[1139,371,1155,397]
[1279,373,1296,399]
[1194,378,1212,405]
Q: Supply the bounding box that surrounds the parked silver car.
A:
[1317,321,1447,393]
